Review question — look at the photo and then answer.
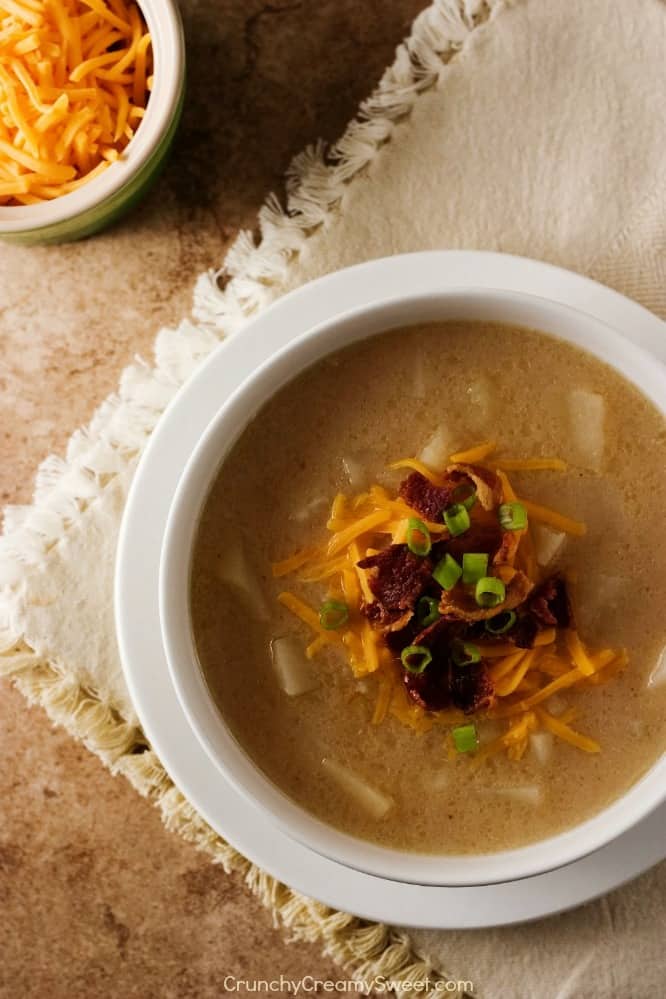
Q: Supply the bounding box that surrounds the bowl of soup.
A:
[159,288,666,886]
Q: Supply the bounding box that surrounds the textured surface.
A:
[0,2,425,995]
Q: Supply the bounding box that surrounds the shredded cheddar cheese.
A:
[564,628,596,676]
[388,458,445,486]
[0,0,152,204]
[271,442,623,761]
[535,708,601,753]
[448,440,497,463]
[518,498,587,537]
[326,509,391,557]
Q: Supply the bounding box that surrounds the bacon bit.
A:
[449,661,495,714]
[358,544,433,632]
[511,615,541,648]
[403,656,451,712]
[439,569,534,622]
[505,576,573,648]
[493,529,521,566]
[530,574,573,628]
[447,463,502,510]
[496,468,518,503]
[436,511,503,564]
[400,617,495,713]
[398,463,502,525]
[398,471,454,521]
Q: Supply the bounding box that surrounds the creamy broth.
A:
[190,322,666,854]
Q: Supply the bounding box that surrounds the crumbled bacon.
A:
[493,530,521,566]
[449,661,495,714]
[489,574,573,648]
[511,614,540,649]
[358,545,432,632]
[398,472,453,521]
[412,616,462,652]
[398,463,502,522]
[529,574,573,628]
[401,628,496,713]
[364,467,568,716]
[446,463,503,510]
[403,658,451,712]
[435,514,504,565]
[438,569,534,622]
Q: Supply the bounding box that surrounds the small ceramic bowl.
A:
[0,0,184,245]
[159,288,666,887]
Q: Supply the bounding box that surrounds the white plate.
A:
[116,251,666,929]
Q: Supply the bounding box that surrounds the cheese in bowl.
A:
[0,0,152,204]
[0,0,183,243]
[189,320,666,856]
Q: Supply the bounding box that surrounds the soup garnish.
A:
[272,440,625,763]
[192,320,666,853]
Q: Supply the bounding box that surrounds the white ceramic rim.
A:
[0,0,184,233]
[116,251,666,925]
[159,285,666,888]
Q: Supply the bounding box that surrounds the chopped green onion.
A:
[485,610,517,635]
[475,576,506,608]
[451,482,477,511]
[319,599,349,630]
[406,517,432,557]
[417,596,441,628]
[443,502,471,537]
[452,723,478,754]
[462,552,488,585]
[451,641,481,667]
[433,553,462,591]
[499,501,528,532]
[400,644,432,674]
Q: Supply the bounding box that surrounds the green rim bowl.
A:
[0,0,185,245]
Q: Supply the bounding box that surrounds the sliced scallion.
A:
[452,723,478,754]
[443,502,471,537]
[319,599,349,630]
[451,482,477,511]
[485,610,517,635]
[451,641,481,667]
[406,517,432,557]
[417,595,441,628]
[400,644,432,674]
[499,501,528,532]
[433,553,462,591]
[462,552,488,585]
[474,576,506,608]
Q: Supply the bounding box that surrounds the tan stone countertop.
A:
[0,3,424,994]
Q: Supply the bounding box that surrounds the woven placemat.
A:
[1,1,664,995]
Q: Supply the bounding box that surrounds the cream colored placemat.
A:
[1,1,665,996]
